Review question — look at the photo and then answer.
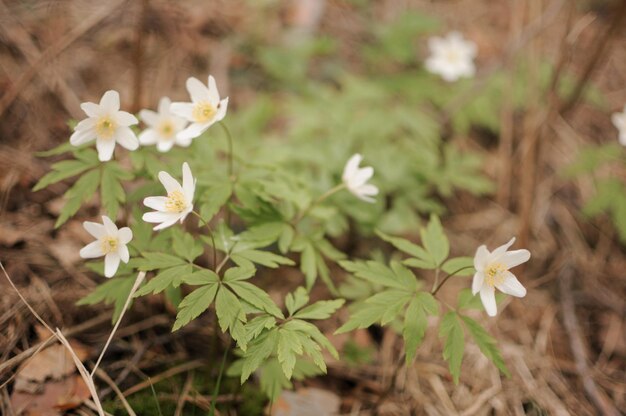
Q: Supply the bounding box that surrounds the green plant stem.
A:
[431,266,475,296]
[209,341,231,416]
[191,211,218,268]
[293,183,346,225]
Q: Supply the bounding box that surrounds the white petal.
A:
[173,116,188,132]
[117,227,133,244]
[70,128,96,146]
[354,191,376,203]
[143,211,180,224]
[177,122,208,140]
[115,126,139,151]
[143,196,168,211]
[620,132,626,146]
[158,171,182,194]
[83,221,105,239]
[156,139,175,152]
[207,75,220,106]
[170,102,194,120]
[104,252,121,278]
[100,90,120,113]
[480,286,497,317]
[139,109,159,127]
[490,237,516,262]
[175,136,193,147]
[153,217,182,231]
[75,118,97,131]
[118,244,130,263]
[182,162,195,202]
[342,154,362,182]
[80,102,102,117]
[114,111,138,127]
[158,96,172,115]
[500,249,531,269]
[473,245,489,271]
[214,97,229,122]
[96,138,116,161]
[186,77,211,103]
[79,241,104,259]
[351,166,374,187]
[496,272,527,298]
[101,215,118,235]
[472,271,484,295]
[138,129,159,145]
[358,183,378,197]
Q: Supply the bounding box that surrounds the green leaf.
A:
[461,315,510,377]
[403,297,427,364]
[55,168,101,228]
[294,299,345,320]
[181,269,219,285]
[300,243,317,289]
[198,182,232,222]
[226,281,284,318]
[172,229,204,262]
[240,330,279,383]
[420,215,449,267]
[134,264,194,297]
[138,252,187,271]
[285,287,309,316]
[245,315,277,342]
[376,230,430,260]
[335,303,388,334]
[215,287,248,350]
[172,284,218,331]
[35,141,76,157]
[223,266,256,282]
[277,328,303,379]
[457,288,483,310]
[231,250,294,269]
[278,225,295,253]
[100,162,131,220]
[33,156,98,191]
[439,312,464,384]
[339,260,414,290]
[77,276,138,324]
[442,257,475,276]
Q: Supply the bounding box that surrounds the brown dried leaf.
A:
[10,375,91,416]
[270,388,341,416]
[15,342,89,387]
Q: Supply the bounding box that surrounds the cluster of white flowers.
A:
[425,31,477,83]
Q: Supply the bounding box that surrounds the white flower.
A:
[79,215,132,278]
[425,31,477,82]
[611,105,626,146]
[472,237,530,317]
[70,90,139,161]
[138,97,189,152]
[342,154,379,203]
[142,162,195,230]
[170,76,229,141]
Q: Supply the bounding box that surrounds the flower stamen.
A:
[165,190,187,213]
[191,101,216,123]
[101,236,119,254]
[158,120,175,138]
[95,116,117,139]
[484,262,507,287]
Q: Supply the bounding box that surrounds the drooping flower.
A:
[611,105,626,146]
[170,76,229,141]
[342,154,379,203]
[79,215,132,278]
[472,237,530,317]
[142,162,195,230]
[425,31,477,82]
[138,97,189,152]
[70,90,139,161]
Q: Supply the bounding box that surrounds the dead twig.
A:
[559,263,620,416]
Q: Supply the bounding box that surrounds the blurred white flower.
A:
[611,105,626,146]
[70,90,139,161]
[425,32,477,82]
[143,162,195,230]
[138,97,189,152]
[342,154,378,203]
[79,215,132,278]
[472,237,530,317]
[170,76,229,141]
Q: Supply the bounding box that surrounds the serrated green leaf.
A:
[198,182,232,222]
[231,249,294,268]
[35,141,75,157]
[33,158,97,191]
[134,264,193,297]
[138,252,187,271]
[215,287,248,350]
[172,283,218,331]
[182,269,219,285]
[76,276,136,323]
[55,168,101,228]
[339,260,411,290]
[301,243,317,289]
[226,281,284,318]
[457,288,483,310]
[223,266,256,282]
[403,297,427,364]
[277,328,303,379]
[439,312,464,384]
[376,230,430,260]
[461,315,510,377]
[285,287,309,316]
[421,215,449,266]
[172,229,204,262]
[101,162,128,220]
[293,299,344,320]
[240,329,279,383]
[245,315,277,342]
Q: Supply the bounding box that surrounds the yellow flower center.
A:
[484,262,507,287]
[445,49,461,64]
[158,120,175,138]
[101,236,119,254]
[95,116,117,139]
[165,190,187,213]
[191,101,216,123]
